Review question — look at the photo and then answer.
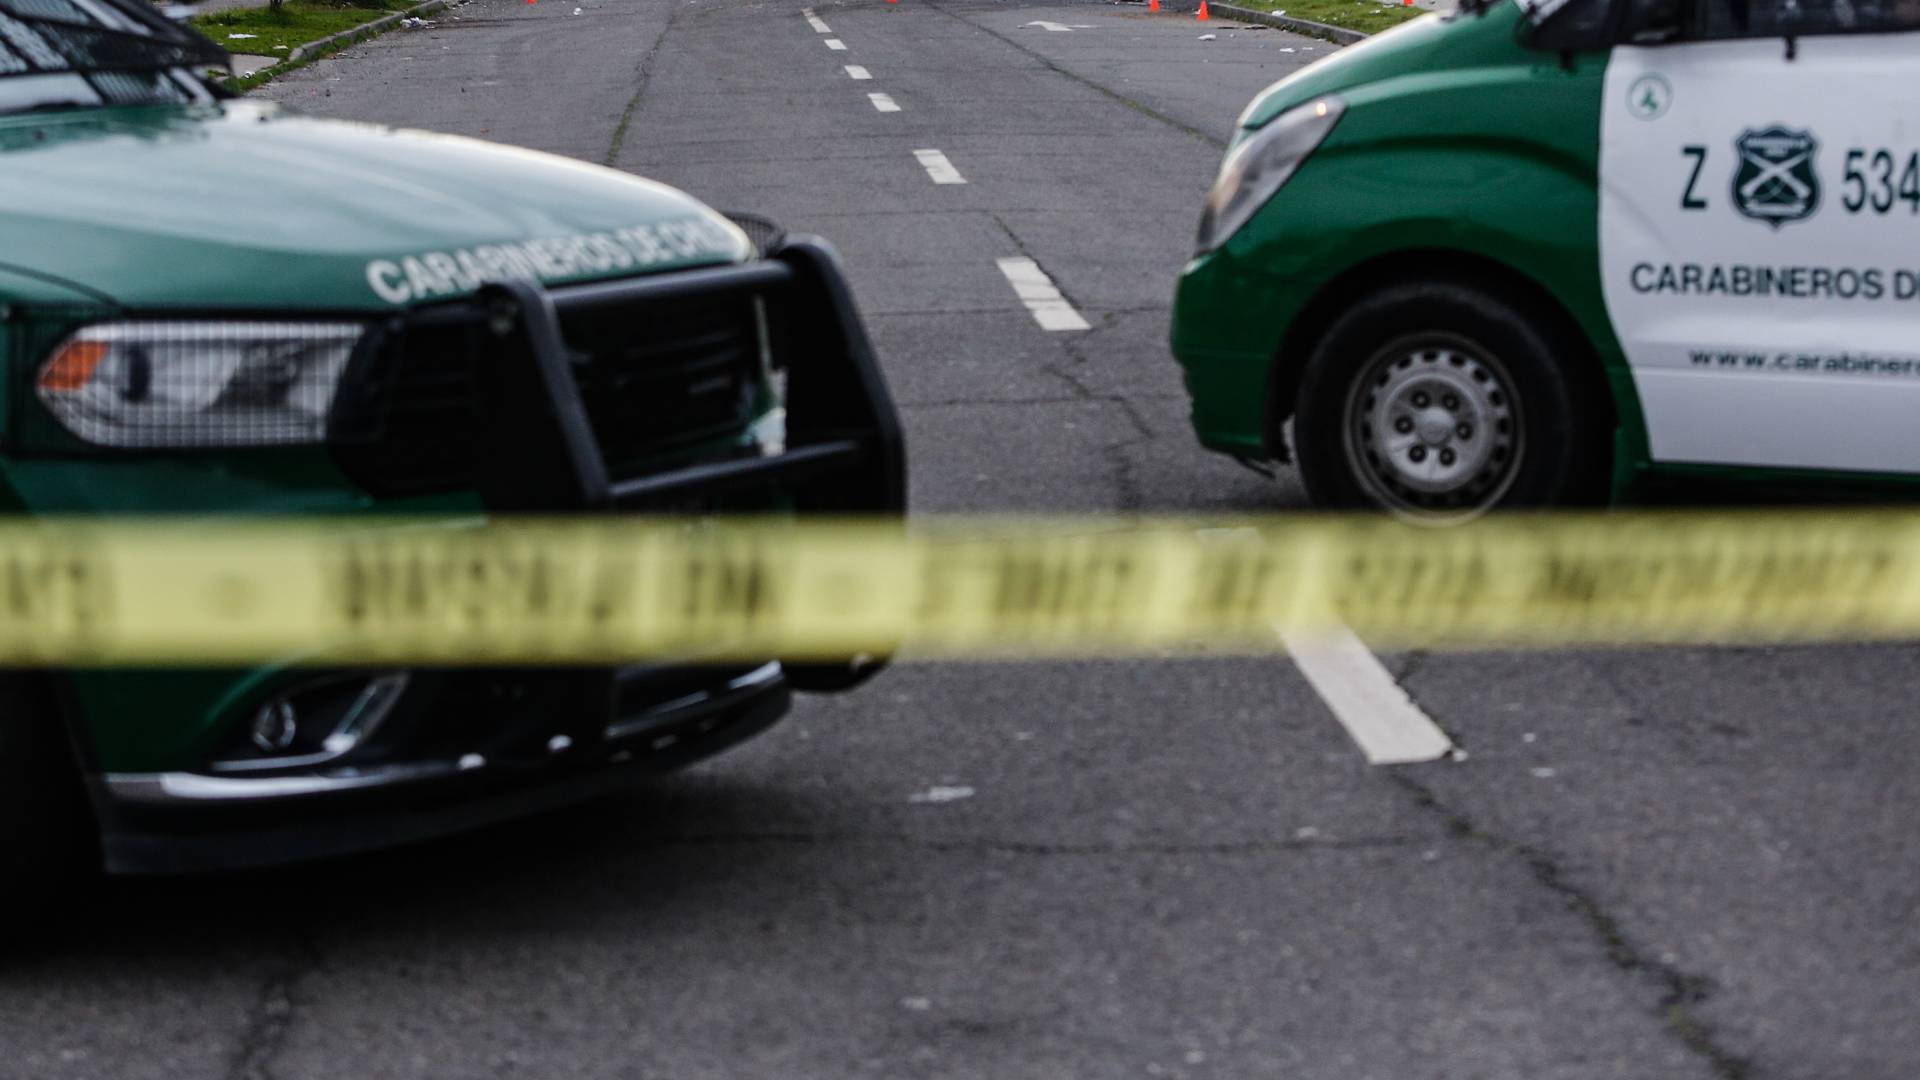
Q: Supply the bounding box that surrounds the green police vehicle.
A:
[0,0,902,896]
[1172,0,1920,518]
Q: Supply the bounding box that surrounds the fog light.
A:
[215,672,410,771]
[250,699,298,753]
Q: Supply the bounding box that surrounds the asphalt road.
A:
[5,2,1917,1079]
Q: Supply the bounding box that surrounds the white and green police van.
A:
[1171,0,1919,517]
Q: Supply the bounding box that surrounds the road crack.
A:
[1060,315,1161,511]
[986,212,1090,314]
[1387,772,1754,1079]
[980,212,1158,509]
[225,934,322,1080]
[603,0,685,166]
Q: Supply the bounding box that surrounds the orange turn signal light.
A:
[37,340,108,393]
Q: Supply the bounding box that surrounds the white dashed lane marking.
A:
[913,148,966,185]
[798,0,1423,768]
[1276,624,1456,766]
[996,257,1090,332]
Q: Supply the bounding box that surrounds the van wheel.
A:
[0,676,97,922]
[1292,280,1607,520]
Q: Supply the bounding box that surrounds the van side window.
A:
[1697,0,1920,37]
[1619,0,1687,41]
[1525,0,1617,51]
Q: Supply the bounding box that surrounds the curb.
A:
[283,0,451,65]
[1206,2,1369,44]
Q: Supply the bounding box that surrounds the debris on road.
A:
[908,785,976,804]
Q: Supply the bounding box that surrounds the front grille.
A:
[332,285,766,496]
[566,297,762,476]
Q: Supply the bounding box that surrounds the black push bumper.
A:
[466,234,904,522]
[459,235,905,687]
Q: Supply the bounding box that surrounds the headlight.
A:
[1195,96,1346,256]
[36,321,364,448]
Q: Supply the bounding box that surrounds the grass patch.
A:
[191,0,411,59]
[1229,0,1425,34]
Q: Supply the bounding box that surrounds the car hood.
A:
[0,101,751,311]
[1235,8,1500,133]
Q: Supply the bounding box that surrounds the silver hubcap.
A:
[1344,336,1521,517]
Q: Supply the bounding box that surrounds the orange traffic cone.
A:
[1196,0,1208,17]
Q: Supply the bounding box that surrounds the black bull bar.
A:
[411,234,905,689]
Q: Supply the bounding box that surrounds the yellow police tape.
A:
[1,512,1917,664]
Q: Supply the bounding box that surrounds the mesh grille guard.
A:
[0,0,226,81]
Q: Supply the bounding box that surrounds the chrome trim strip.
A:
[106,760,461,805]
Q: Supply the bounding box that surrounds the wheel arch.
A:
[1265,249,1617,457]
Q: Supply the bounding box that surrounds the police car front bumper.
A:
[97,661,789,874]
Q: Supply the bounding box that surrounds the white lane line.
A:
[844,64,871,80]
[1277,624,1456,766]
[996,257,1090,332]
[825,37,847,49]
[807,14,832,31]
[1023,19,1082,30]
[868,92,900,113]
[913,148,966,185]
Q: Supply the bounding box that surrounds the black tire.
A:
[1292,280,1609,519]
[0,676,98,923]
